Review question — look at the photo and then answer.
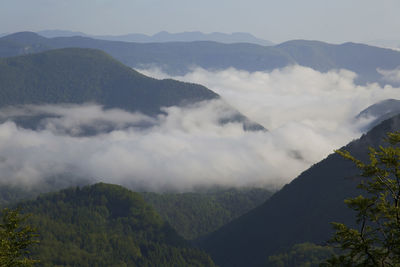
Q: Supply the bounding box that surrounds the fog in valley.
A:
[1,65,400,191]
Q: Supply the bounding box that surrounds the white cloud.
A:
[0,104,156,136]
[139,66,399,130]
[377,67,400,83]
[0,101,308,191]
[1,65,400,192]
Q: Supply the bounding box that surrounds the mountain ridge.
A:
[18,182,217,266]
[36,30,275,46]
[2,31,400,85]
[199,113,400,267]
[0,47,218,115]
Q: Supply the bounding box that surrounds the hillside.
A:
[355,98,400,131]
[17,183,216,266]
[141,188,273,240]
[0,47,265,133]
[0,48,217,115]
[199,114,400,267]
[2,32,400,85]
[277,40,400,84]
[0,183,273,243]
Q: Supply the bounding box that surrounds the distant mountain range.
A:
[366,39,400,49]
[2,31,400,266]
[198,113,400,267]
[36,30,275,46]
[2,32,400,86]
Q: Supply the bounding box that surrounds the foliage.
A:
[20,183,216,266]
[199,115,400,267]
[141,188,273,240]
[326,131,400,266]
[0,188,39,209]
[0,48,217,115]
[267,242,334,267]
[0,207,39,266]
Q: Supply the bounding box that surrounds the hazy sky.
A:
[1,0,399,43]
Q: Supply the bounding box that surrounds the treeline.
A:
[141,188,272,240]
[17,183,216,266]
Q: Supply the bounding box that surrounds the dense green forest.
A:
[199,114,400,267]
[0,182,272,242]
[0,47,264,132]
[267,242,334,267]
[141,188,272,240]
[15,183,216,266]
[0,48,217,115]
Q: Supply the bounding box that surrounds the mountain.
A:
[37,30,274,46]
[0,47,217,115]
[2,32,400,85]
[356,99,400,131]
[0,182,273,243]
[141,188,273,240]
[36,29,90,38]
[277,40,400,84]
[366,39,400,49]
[0,32,51,57]
[198,114,400,267]
[0,47,264,132]
[17,183,216,266]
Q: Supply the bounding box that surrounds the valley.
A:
[1,16,400,266]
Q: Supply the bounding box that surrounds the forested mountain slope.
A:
[356,98,400,131]
[0,48,217,115]
[17,183,216,266]
[199,114,400,267]
[141,188,273,240]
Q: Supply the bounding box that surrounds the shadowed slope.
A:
[199,114,400,267]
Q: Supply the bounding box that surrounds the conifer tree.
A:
[0,208,39,266]
[326,132,400,266]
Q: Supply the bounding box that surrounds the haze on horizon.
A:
[1,0,400,44]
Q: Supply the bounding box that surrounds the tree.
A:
[0,207,39,266]
[267,242,335,267]
[325,131,400,266]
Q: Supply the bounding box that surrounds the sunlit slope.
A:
[19,183,216,266]
[0,47,218,115]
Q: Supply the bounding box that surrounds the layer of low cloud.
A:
[139,66,400,130]
[377,67,400,83]
[1,65,400,192]
[0,101,303,191]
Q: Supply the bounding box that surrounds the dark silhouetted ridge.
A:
[199,114,400,267]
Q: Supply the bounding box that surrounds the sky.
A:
[1,0,400,44]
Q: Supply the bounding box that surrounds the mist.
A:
[1,65,400,192]
[139,66,400,130]
[0,101,303,191]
